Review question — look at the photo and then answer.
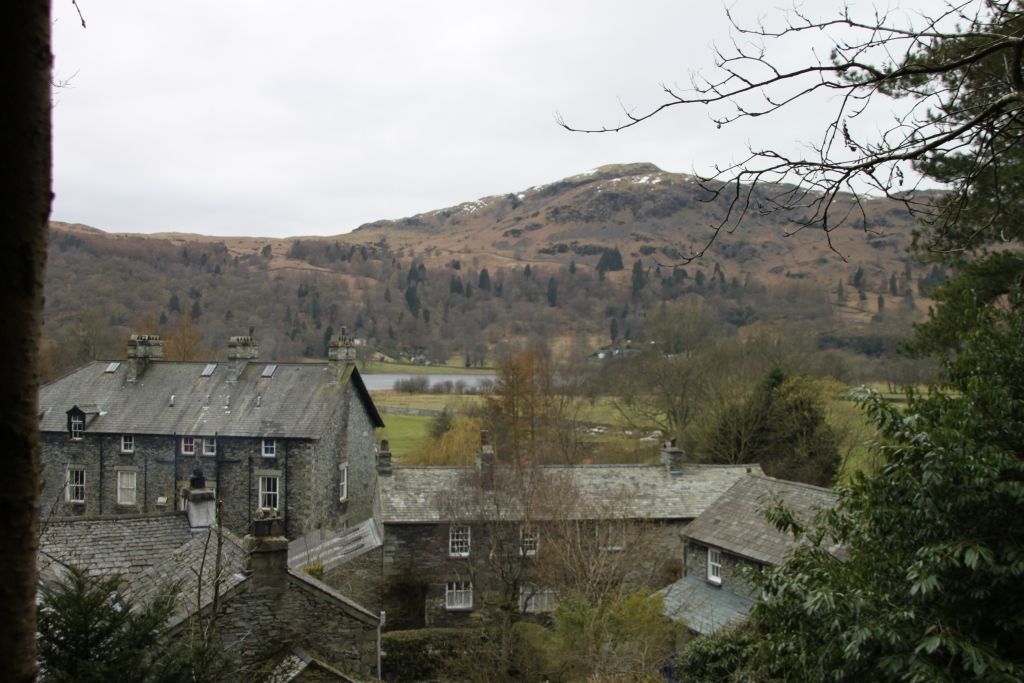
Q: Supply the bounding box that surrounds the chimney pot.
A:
[377,440,393,476]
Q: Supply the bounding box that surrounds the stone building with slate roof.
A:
[38,332,384,540]
[40,508,382,681]
[333,437,763,628]
[661,474,839,634]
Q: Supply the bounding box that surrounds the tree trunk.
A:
[0,1,51,681]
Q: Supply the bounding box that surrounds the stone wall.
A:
[342,382,378,526]
[213,574,379,679]
[684,542,762,599]
[325,546,384,613]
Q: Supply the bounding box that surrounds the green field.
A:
[360,361,493,375]
[378,413,434,459]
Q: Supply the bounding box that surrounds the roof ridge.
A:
[750,473,838,496]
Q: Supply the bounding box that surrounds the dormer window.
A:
[70,415,84,440]
[121,435,134,453]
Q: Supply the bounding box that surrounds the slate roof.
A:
[122,526,249,627]
[265,646,362,683]
[39,514,193,582]
[38,360,383,438]
[378,463,762,523]
[683,475,839,566]
[660,575,754,635]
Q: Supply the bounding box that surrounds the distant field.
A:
[372,391,484,412]
[378,413,434,459]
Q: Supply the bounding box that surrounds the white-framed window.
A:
[182,436,196,455]
[66,467,86,503]
[117,470,137,505]
[449,524,471,557]
[121,434,134,453]
[445,581,473,610]
[70,415,84,440]
[519,584,557,613]
[708,548,722,585]
[202,438,217,456]
[259,475,279,511]
[262,439,276,457]
[339,464,348,502]
[597,523,625,552]
[520,525,539,556]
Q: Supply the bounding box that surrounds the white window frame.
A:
[181,436,196,455]
[708,548,722,585]
[66,466,86,503]
[519,584,557,613]
[259,475,280,512]
[262,439,276,457]
[117,470,137,506]
[70,415,84,440]
[121,434,134,453]
[598,522,626,552]
[445,581,473,610]
[339,463,348,502]
[520,525,539,556]
[449,524,471,557]
[202,437,217,456]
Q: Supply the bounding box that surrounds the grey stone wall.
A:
[342,382,378,526]
[213,575,379,679]
[325,546,384,613]
[684,542,763,599]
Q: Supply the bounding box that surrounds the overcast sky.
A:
[51,1,945,237]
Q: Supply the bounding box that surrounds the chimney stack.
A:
[244,519,288,590]
[477,430,495,491]
[185,468,217,529]
[227,334,259,381]
[126,334,164,383]
[327,327,357,377]
[377,439,393,476]
[660,438,685,475]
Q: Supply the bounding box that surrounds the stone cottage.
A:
[301,437,762,628]
[661,474,839,634]
[37,332,384,540]
[40,493,383,681]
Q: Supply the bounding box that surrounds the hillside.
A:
[43,163,941,380]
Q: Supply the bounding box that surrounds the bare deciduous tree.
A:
[558,1,1024,261]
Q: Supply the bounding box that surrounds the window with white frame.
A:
[445,581,473,610]
[121,434,134,453]
[708,548,722,585]
[202,437,217,456]
[117,470,137,505]
[66,467,85,503]
[597,522,626,552]
[262,439,276,457]
[259,475,279,511]
[520,525,539,556]
[70,415,84,440]
[519,584,557,613]
[449,524,471,557]
[182,436,196,455]
[339,464,348,502]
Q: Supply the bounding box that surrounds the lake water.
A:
[360,373,496,392]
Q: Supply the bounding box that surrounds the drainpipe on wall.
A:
[377,610,386,679]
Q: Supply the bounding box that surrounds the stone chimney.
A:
[660,438,685,475]
[185,469,217,529]
[327,327,357,376]
[226,332,259,381]
[244,518,288,591]
[126,334,164,383]
[377,439,393,476]
[477,430,495,491]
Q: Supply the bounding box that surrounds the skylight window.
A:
[201,363,217,377]
[104,362,120,373]
[261,364,277,378]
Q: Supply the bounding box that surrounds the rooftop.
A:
[683,475,839,566]
[39,514,193,582]
[378,463,762,524]
[39,360,382,439]
[660,575,754,635]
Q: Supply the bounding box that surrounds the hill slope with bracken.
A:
[43,163,940,380]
